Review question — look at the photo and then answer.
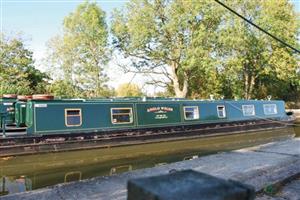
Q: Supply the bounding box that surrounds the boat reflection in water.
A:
[0,126,298,196]
[0,176,32,196]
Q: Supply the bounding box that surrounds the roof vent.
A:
[142,96,147,102]
[209,95,214,101]
[267,95,272,101]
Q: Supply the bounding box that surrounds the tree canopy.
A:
[111,0,224,98]
[111,0,299,100]
[216,0,299,100]
[116,83,144,97]
[46,1,110,97]
[0,35,48,95]
[1,0,299,105]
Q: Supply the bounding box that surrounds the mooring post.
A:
[128,170,255,200]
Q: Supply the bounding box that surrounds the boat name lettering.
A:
[147,107,173,113]
[155,114,168,119]
[3,103,13,106]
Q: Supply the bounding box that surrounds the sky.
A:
[1,0,127,60]
[1,0,300,94]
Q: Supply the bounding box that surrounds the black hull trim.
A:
[0,119,292,157]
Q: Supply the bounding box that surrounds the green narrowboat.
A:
[23,98,287,136]
[14,101,27,127]
[0,96,293,156]
[0,95,17,127]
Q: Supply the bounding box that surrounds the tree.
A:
[116,83,143,97]
[46,79,81,98]
[46,1,110,97]
[111,0,224,98]
[0,35,48,95]
[217,0,299,99]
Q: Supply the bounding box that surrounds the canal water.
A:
[0,124,299,196]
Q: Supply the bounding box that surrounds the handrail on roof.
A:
[18,96,281,102]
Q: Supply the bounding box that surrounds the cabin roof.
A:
[25,97,283,104]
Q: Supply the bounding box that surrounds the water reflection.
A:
[0,125,298,196]
[0,176,32,196]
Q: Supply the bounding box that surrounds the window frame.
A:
[183,106,199,120]
[65,108,82,127]
[217,105,226,118]
[111,107,133,125]
[263,104,278,115]
[242,105,255,116]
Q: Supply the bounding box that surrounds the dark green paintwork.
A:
[0,98,17,127]
[14,101,27,127]
[136,103,182,126]
[24,98,287,136]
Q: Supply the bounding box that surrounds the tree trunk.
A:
[170,61,188,98]
[244,71,256,100]
[244,72,249,99]
[93,55,102,97]
[247,75,256,100]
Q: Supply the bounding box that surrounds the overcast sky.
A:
[1,0,299,94]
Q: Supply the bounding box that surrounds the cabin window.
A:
[184,106,199,120]
[65,109,82,127]
[242,105,255,116]
[263,104,277,115]
[111,108,133,124]
[217,105,226,118]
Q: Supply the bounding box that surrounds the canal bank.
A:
[1,127,296,195]
[1,137,299,200]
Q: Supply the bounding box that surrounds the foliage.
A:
[217,0,299,100]
[112,0,299,101]
[46,1,110,97]
[154,90,174,98]
[46,80,81,98]
[0,35,48,95]
[111,0,224,98]
[2,0,299,102]
[116,83,143,97]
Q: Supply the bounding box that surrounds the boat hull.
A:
[0,119,292,157]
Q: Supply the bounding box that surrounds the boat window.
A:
[111,108,133,124]
[242,105,255,116]
[217,105,226,118]
[184,106,199,120]
[263,104,277,115]
[65,109,82,127]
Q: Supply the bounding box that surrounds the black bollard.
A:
[127,170,255,200]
